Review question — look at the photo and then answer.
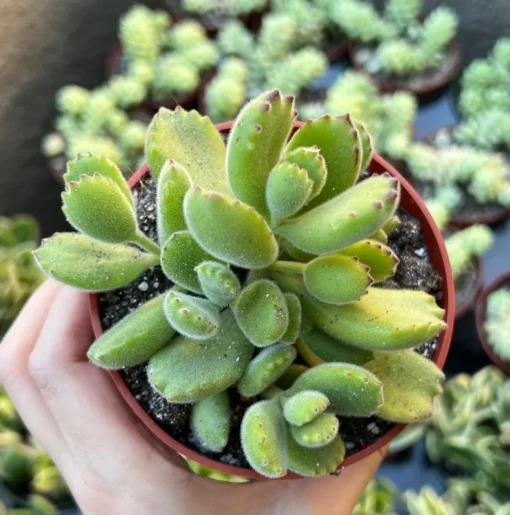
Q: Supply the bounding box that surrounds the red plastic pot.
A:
[89,121,455,480]
[476,270,510,375]
[348,40,462,101]
[420,125,510,228]
[455,257,483,320]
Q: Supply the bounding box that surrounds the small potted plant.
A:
[107,5,219,112]
[163,0,268,35]
[453,37,510,154]
[476,272,510,374]
[204,14,328,122]
[34,90,453,479]
[334,0,460,99]
[299,70,417,165]
[403,135,510,227]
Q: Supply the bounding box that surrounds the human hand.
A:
[0,280,387,515]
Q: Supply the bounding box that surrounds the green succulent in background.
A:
[426,367,510,493]
[457,38,510,153]
[405,142,510,210]
[485,288,510,362]
[299,71,417,160]
[0,216,45,337]
[403,486,458,515]
[353,477,397,515]
[181,0,266,17]
[333,0,458,76]
[210,13,328,120]
[34,91,447,479]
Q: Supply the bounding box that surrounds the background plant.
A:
[484,288,510,362]
[34,91,447,479]
[300,71,417,160]
[180,0,267,17]
[333,0,458,77]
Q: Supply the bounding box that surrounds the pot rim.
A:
[347,39,462,101]
[89,120,455,480]
[475,270,510,375]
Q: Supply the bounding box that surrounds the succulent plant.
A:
[405,143,510,209]
[300,71,417,159]
[426,367,510,492]
[403,486,458,515]
[353,477,397,515]
[333,0,458,76]
[0,216,45,337]
[34,91,447,478]
[181,0,266,16]
[484,288,510,362]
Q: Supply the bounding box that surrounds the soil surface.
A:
[99,175,443,471]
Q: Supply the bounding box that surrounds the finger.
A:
[29,286,188,485]
[0,280,74,474]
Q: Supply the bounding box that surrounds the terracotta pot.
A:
[455,257,483,320]
[347,39,462,101]
[419,125,510,227]
[476,270,510,375]
[89,121,455,480]
[105,42,211,114]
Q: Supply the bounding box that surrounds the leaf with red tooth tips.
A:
[353,121,373,172]
[276,175,400,255]
[286,114,361,207]
[339,239,399,282]
[304,255,373,305]
[184,187,279,269]
[227,90,296,218]
[284,146,327,201]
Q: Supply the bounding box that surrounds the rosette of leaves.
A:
[299,71,417,160]
[456,38,510,153]
[0,216,45,337]
[332,0,458,77]
[484,288,510,362]
[426,367,510,492]
[405,142,510,211]
[34,90,447,478]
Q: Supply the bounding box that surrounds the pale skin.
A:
[0,280,387,515]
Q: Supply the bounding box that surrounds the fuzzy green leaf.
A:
[238,343,297,397]
[157,159,192,245]
[353,121,373,172]
[149,310,253,402]
[370,229,388,244]
[64,153,133,207]
[34,233,158,291]
[289,363,383,417]
[227,90,296,218]
[284,146,327,201]
[276,175,400,254]
[195,261,241,307]
[286,427,345,477]
[303,288,447,351]
[241,399,287,478]
[276,364,309,390]
[286,115,361,207]
[184,187,279,269]
[304,254,373,305]
[161,230,213,293]
[266,161,313,226]
[62,174,137,243]
[281,293,302,344]
[163,290,220,340]
[383,215,401,235]
[233,279,289,347]
[290,412,339,449]
[87,294,174,369]
[365,350,445,423]
[145,107,228,192]
[296,326,373,367]
[339,240,399,282]
[282,390,330,426]
[191,391,230,452]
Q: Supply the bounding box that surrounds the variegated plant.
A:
[34,90,447,478]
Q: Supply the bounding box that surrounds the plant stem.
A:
[269,261,305,275]
[132,231,161,257]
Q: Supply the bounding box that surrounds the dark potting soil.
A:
[99,175,443,471]
[353,42,459,93]
[455,260,480,314]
